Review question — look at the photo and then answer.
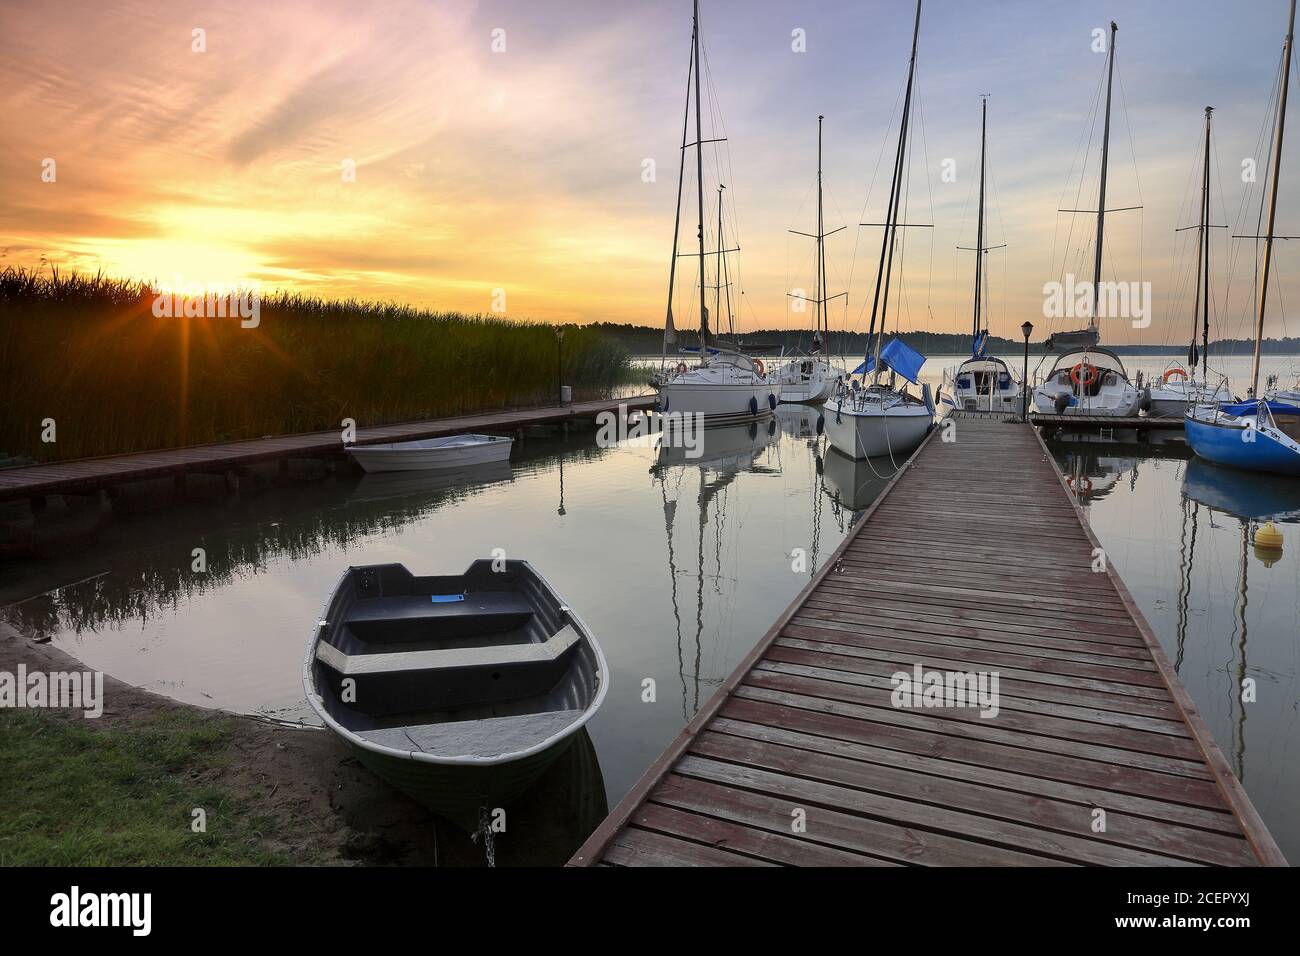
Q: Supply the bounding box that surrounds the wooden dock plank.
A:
[0,396,654,501]
[569,418,1286,867]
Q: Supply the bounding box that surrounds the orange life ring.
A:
[1066,475,1093,494]
[1163,367,1189,383]
[1070,362,1098,388]
[676,361,688,375]
[753,358,766,376]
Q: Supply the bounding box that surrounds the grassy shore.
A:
[0,268,634,462]
[0,708,305,865]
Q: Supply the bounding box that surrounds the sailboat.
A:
[940,96,1019,416]
[1146,107,1232,416]
[1186,0,1300,475]
[654,0,778,425]
[1032,21,1142,418]
[823,0,935,460]
[776,115,843,404]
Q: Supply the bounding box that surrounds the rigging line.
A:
[847,74,908,335]
[1223,67,1279,341]
[1051,51,1108,307]
[914,78,937,316]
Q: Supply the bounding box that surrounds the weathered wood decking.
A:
[571,418,1285,867]
[0,396,654,502]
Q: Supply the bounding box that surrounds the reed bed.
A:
[0,268,632,462]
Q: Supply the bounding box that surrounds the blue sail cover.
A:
[972,330,988,357]
[1218,399,1300,417]
[850,340,926,383]
[880,337,926,385]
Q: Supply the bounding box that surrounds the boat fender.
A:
[768,418,777,436]
[749,396,759,416]
[768,392,777,410]
[922,382,935,417]
[816,413,825,435]
[1140,386,1152,413]
[747,421,758,440]
[662,394,669,413]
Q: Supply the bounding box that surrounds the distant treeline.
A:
[0,268,633,462]
[590,322,1300,357]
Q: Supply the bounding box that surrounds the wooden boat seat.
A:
[344,591,534,643]
[354,710,586,759]
[316,625,581,676]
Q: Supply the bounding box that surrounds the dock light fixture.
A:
[555,327,565,406]
[1020,321,1034,422]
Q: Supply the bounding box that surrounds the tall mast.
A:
[1252,0,1296,397]
[1200,107,1213,381]
[972,96,988,344]
[663,33,695,358]
[1091,21,1118,329]
[865,0,922,379]
[716,184,724,337]
[816,115,825,345]
[693,0,708,350]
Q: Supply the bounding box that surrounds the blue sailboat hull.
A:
[1184,411,1300,476]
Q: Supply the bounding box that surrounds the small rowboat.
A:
[346,434,512,473]
[304,560,607,830]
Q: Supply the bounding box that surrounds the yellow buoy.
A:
[1254,521,1284,567]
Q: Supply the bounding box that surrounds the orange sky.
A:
[5,0,1300,347]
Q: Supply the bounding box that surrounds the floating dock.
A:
[570,418,1284,867]
[0,396,655,503]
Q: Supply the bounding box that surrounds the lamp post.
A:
[555,327,565,406]
[1020,321,1034,422]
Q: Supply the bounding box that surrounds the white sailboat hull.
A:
[775,359,837,403]
[823,396,932,459]
[658,381,777,423]
[346,434,513,473]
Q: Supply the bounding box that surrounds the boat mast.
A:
[1091,21,1118,329]
[693,0,709,352]
[716,184,724,339]
[972,95,988,347]
[663,31,695,362]
[816,114,826,348]
[1199,107,1213,381]
[1252,0,1296,398]
[865,0,922,380]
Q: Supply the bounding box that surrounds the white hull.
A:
[775,358,836,404]
[347,434,514,473]
[823,396,931,459]
[657,382,777,423]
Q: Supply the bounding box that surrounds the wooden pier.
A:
[570,418,1284,867]
[0,396,654,503]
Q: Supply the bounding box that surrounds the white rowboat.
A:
[347,434,513,473]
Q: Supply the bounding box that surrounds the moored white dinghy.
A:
[347,434,513,473]
[304,560,607,830]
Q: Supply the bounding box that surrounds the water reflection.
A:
[819,448,898,517]
[1178,459,1300,784]
[651,420,779,718]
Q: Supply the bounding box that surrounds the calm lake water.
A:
[3,351,1298,864]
